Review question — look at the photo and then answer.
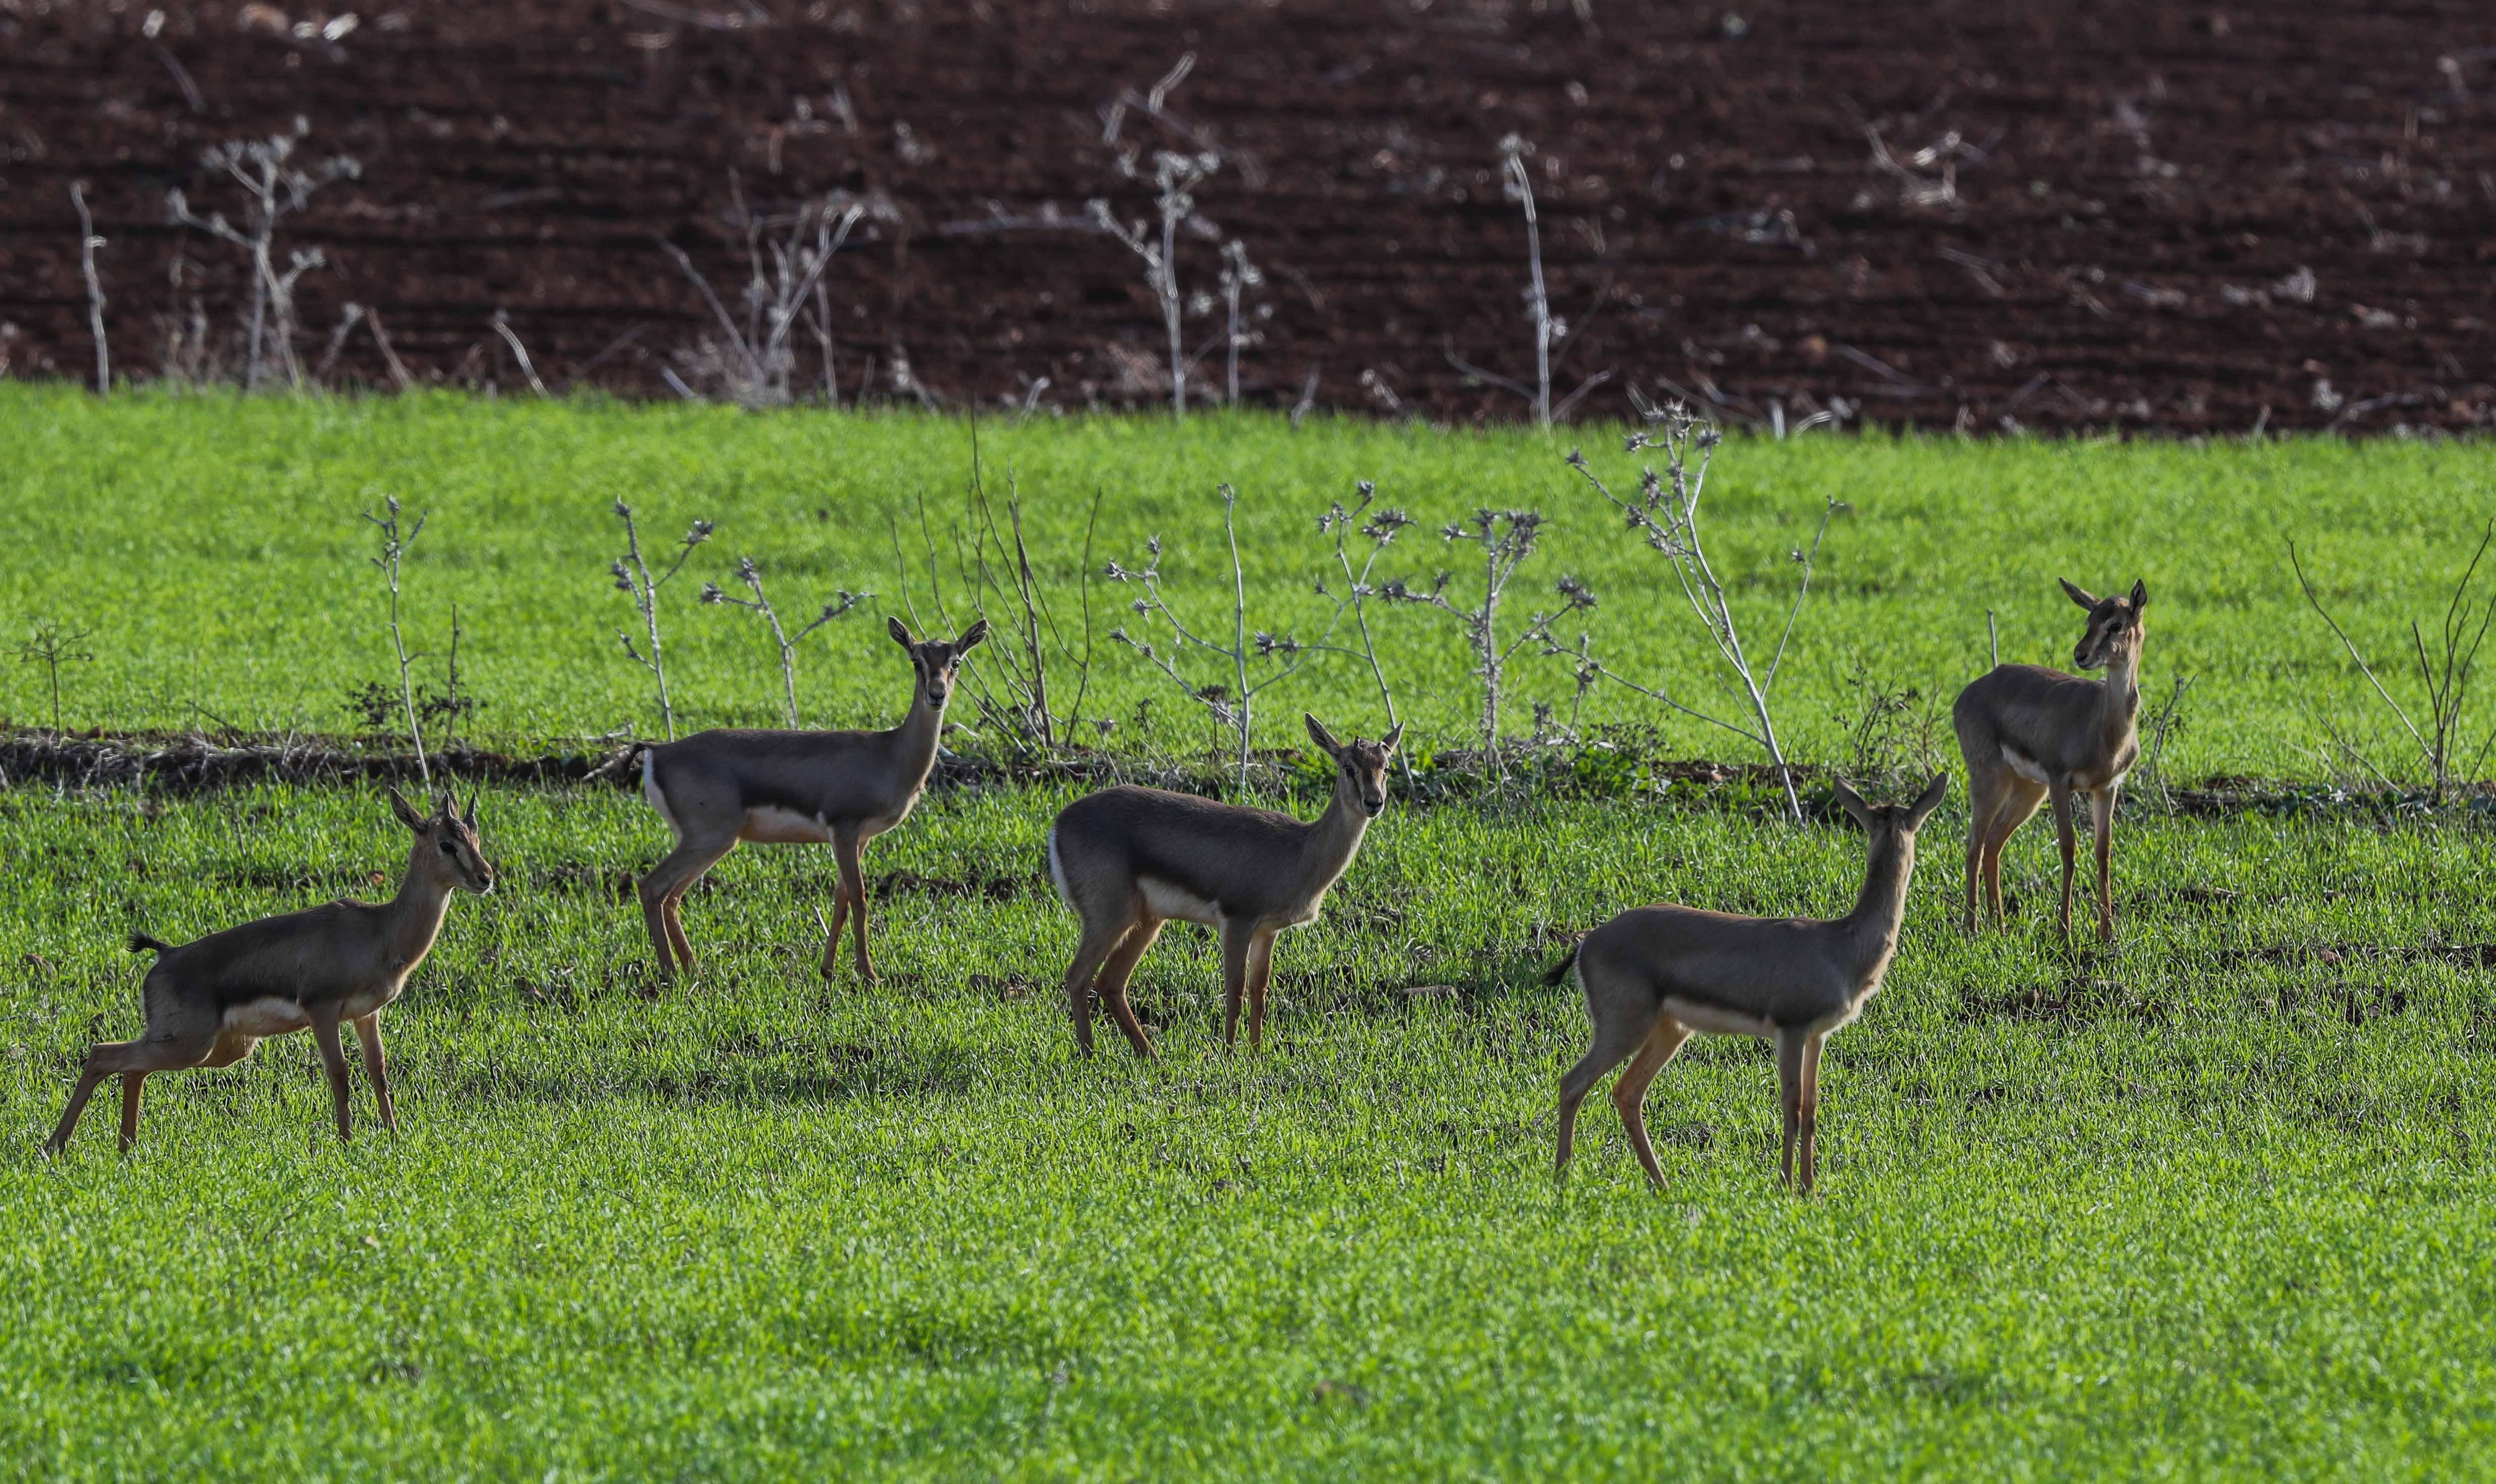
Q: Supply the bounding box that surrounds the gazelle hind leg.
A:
[1059,915,1133,1056]
[1555,963,1659,1177]
[1962,772,2004,932]
[46,1021,219,1155]
[1983,780,2046,923]
[642,834,737,976]
[1610,1015,1695,1189]
[1093,917,1165,1058]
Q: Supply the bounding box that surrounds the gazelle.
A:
[637,616,987,982]
[1954,578,2148,940]
[1551,774,1946,1193]
[44,787,492,1156]
[1046,714,1401,1057]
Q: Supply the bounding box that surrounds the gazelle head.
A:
[1832,773,1948,861]
[888,616,990,711]
[2060,577,2149,672]
[1305,713,1403,819]
[387,784,494,894]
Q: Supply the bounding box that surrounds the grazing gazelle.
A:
[1954,577,2148,940]
[44,787,492,1156]
[1550,774,1946,1193]
[1047,714,1401,1056]
[637,616,987,982]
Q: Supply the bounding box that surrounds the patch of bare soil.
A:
[4,3,2493,433]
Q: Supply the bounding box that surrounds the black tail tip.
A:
[1540,944,1580,987]
[128,931,172,955]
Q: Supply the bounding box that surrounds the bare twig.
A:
[70,182,109,395]
[490,310,549,397]
[361,496,431,784]
[702,558,868,727]
[610,502,716,739]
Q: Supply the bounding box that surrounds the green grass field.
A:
[6,390,2495,1477]
[5,383,2495,777]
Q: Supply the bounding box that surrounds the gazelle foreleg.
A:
[354,1014,397,1134]
[1218,918,1256,1049]
[1242,928,1278,1051]
[1610,1014,1694,1189]
[1797,1031,1826,1192]
[1777,1026,1808,1187]
[312,1013,356,1143]
[2091,785,2119,942]
[2049,782,2080,939]
[831,829,876,983]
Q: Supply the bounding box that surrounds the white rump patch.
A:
[2000,743,2051,784]
[641,751,682,842]
[222,996,311,1038]
[1046,825,1072,911]
[742,806,835,844]
[1137,876,1222,926]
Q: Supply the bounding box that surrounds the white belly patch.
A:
[2000,743,2052,784]
[222,996,311,1037]
[1661,996,1776,1038]
[743,805,835,844]
[1138,876,1222,926]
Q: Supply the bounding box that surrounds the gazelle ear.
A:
[1304,713,1344,757]
[1908,772,1950,829]
[1831,779,1875,831]
[887,616,915,648]
[957,618,990,651]
[464,784,483,829]
[1380,722,1405,754]
[385,785,427,831]
[2128,578,2149,611]
[2059,577,2100,609]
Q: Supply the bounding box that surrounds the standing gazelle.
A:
[1047,715,1401,1056]
[44,786,493,1156]
[637,616,987,982]
[1954,577,2148,940]
[1551,774,1946,1193]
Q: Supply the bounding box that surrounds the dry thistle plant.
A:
[662,175,890,408]
[701,558,869,727]
[1106,484,1348,788]
[2290,522,2496,802]
[1089,148,1221,418]
[1564,395,1836,821]
[165,119,361,391]
[1440,135,1611,429]
[609,501,716,740]
[361,495,433,783]
[889,448,1102,755]
[1315,480,1417,783]
[12,618,95,736]
[1378,508,1594,776]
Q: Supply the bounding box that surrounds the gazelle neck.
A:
[2099,643,2142,742]
[1301,782,1375,887]
[887,683,947,775]
[1840,833,1914,969]
[384,842,457,968]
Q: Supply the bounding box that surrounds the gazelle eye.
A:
[439,840,456,855]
